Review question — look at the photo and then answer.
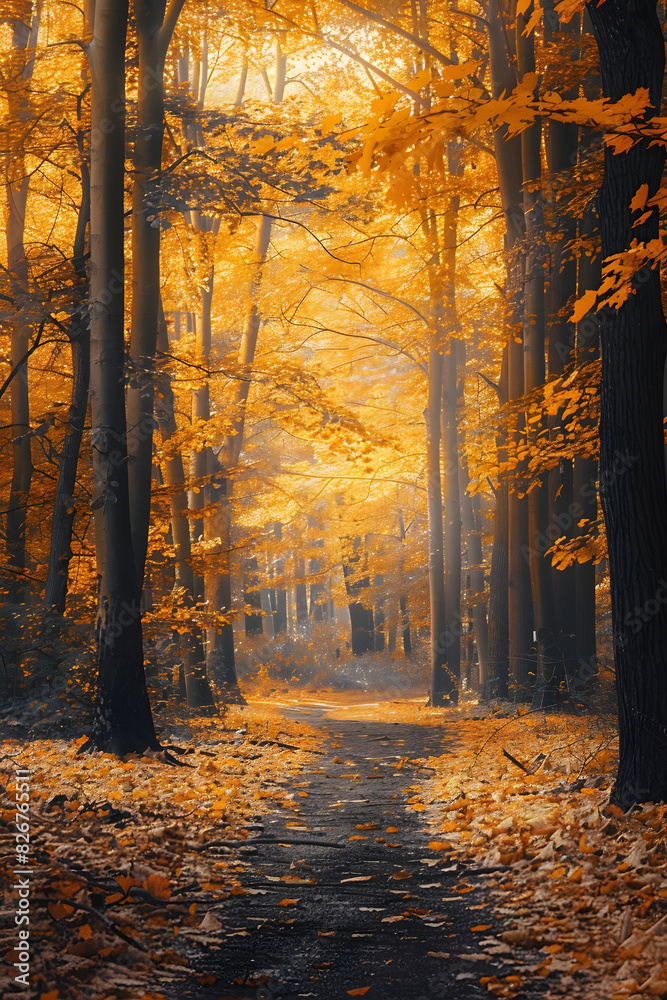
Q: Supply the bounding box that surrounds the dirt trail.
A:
[163,702,537,1000]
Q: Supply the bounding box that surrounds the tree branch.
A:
[158,0,187,59]
[334,0,454,67]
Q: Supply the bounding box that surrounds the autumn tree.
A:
[83,0,158,754]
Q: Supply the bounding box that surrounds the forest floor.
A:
[1,685,667,1000]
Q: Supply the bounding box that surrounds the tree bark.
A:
[442,337,461,703]
[586,0,667,807]
[84,0,158,754]
[426,338,447,701]
[155,305,213,708]
[272,522,288,634]
[517,7,562,707]
[487,349,510,698]
[45,60,90,614]
[460,449,489,693]
[544,2,581,689]
[573,196,600,676]
[244,554,264,636]
[126,0,185,589]
[343,536,374,655]
[5,6,41,603]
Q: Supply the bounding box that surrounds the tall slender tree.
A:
[84,0,158,754]
[4,1,41,603]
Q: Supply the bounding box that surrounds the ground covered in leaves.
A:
[1,687,665,999]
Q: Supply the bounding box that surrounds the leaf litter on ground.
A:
[319,692,667,999]
[0,700,324,1000]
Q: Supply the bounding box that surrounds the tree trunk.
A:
[204,215,272,698]
[517,8,561,708]
[508,314,534,698]
[573,194,600,676]
[272,522,287,634]
[126,0,184,590]
[373,574,385,652]
[5,6,41,603]
[45,79,91,613]
[45,324,90,612]
[155,305,213,708]
[426,339,447,702]
[543,3,581,690]
[460,450,489,693]
[244,554,264,636]
[442,337,461,703]
[343,537,374,655]
[205,472,244,700]
[84,0,158,754]
[586,0,667,807]
[295,556,308,626]
[400,592,412,657]
[487,349,509,698]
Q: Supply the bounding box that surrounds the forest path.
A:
[164,701,536,1000]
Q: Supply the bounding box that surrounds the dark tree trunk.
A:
[441,338,461,703]
[205,470,244,702]
[155,305,213,709]
[84,0,158,754]
[45,323,89,612]
[374,574,385,652]
[586,0,667,807]
[542,1,581,692]
[126,0,185,589]
[295,556,308,626]
[487,349,510,699]
[45,75,90,614]
[460,450,489,692]
[343,538,374,655]
[272,522,287,634]
[400,593,412,657]
[5,7,40,603]
[508,321,534,698]
[426,340,447,700]
[574,197,601,675]
[244,554,264,636]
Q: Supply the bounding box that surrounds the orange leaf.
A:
[570,288,597,324]
[471,924,491,932]
[630,183,649,213]
[278,898,299,907]
[115,875,135,896]
[579,834,596,854]
[347,990,370,996]
[145,873,171,900]
[427,841,452,852]
[48,901,75,920]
